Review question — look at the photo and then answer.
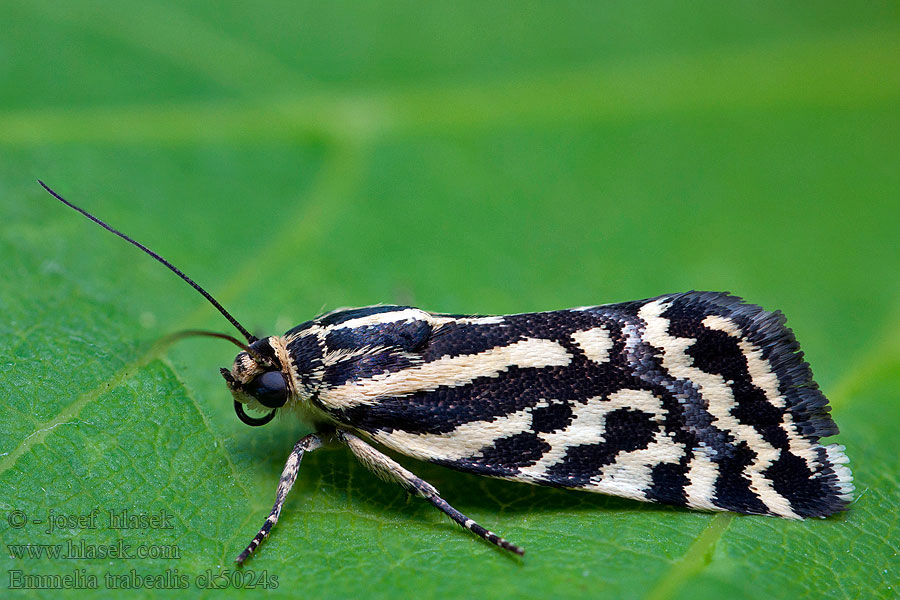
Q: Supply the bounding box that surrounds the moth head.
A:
[221,336,293,427]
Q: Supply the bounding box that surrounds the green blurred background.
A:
[1,2,898,599]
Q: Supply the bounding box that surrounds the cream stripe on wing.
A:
[371,402,547,463]
[588,389,681,501]
[430,315,507,326]
[283,324,324,346]
[701,314,819,466]
[588,430,684,502]
[331,308,432,330]
[639,300,798,517]
[521,389,681,491]
[318,337,573,409]
[571,326,613,364]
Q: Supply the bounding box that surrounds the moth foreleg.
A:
[337,430,524,556]
[235,432,324,564]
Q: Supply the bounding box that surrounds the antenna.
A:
[38,180,258,344]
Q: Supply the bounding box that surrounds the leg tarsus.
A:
[235,432,324,565]
[426,495,524,556]
[338,429,525,556]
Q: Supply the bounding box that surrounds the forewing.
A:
[315,294,852,518]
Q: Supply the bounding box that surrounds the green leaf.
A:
[2,2,899,598]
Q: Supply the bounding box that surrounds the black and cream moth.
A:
[39,182,852,563]
[225,294,852,561]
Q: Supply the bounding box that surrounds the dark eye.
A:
[245,371,289,408]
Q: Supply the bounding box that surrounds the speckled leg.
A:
[236,433,324,564]
[338,430,524,556]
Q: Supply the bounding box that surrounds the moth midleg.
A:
[236,432,324,564]
[337,430,524,556]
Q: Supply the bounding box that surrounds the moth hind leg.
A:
[235,432,324,565]
[424,495,525,556]
[337,430,524,556]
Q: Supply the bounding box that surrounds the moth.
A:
[40,181,853,563]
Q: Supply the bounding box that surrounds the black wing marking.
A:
[312,294,852,518]
[319,307,433,389]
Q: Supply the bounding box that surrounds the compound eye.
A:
[245,371,289,408]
